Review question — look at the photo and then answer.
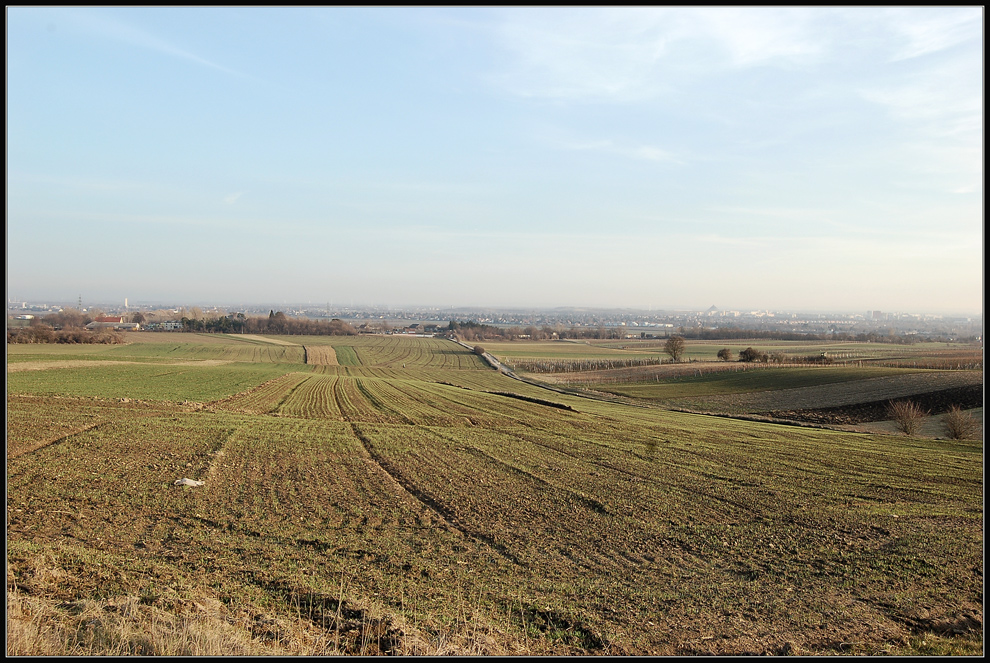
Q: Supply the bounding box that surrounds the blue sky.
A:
[6,7,983,314]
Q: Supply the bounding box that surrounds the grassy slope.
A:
[6,333,983,656]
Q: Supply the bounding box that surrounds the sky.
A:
[6,7,984,315]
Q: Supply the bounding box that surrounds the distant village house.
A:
[85,316,141,331]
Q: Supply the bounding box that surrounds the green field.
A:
[7,332,983,656]
[589,366,947,400]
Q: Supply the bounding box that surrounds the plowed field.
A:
[303,345,338,366]
[7,333,983,656]
[662,370,983,414]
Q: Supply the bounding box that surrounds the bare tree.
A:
[663,336,686,362]
[887,400,927,435]
[943,406,980,440]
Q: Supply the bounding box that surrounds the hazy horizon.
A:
[7,8,983,315]
[6,296,982,319]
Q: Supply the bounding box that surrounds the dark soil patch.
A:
[763,385,983,425]
[486,391,576,411]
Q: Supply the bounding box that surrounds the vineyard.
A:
[507,356,665,373]
[493,340,983,377]
[7,332,984,656]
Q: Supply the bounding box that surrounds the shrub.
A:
[738,347,768,363]
[943,406,980,440]
[887,400,927,435]
[7,326,124,345]
[717,348,733,362]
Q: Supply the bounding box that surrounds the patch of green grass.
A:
[7,362,292,402]
[330,345,361,366]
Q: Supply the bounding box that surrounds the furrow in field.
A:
[331,377,390,423]
[271,374,339,419]
[7,422,105,461]
[355,380,416,425]
[348,423,527,568]
[179,420,448,547]
[209,372,311,414]
[362,424,656,574]
[362,380,489,427]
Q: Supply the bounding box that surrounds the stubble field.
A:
[6,332,983,655]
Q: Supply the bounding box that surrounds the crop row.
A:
[357,380,498,427]
[325,336,486,370]
[262,370,562,427]
[271,375,342,419]
[211,372,313,414]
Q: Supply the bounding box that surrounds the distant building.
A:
[145,320,183,331]
[86,316,140,331]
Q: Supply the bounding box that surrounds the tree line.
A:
[179,311,357,336]
[447,320,624,342]
[674,327,976,344]
[7,325,124,345]
[7,309,358,342]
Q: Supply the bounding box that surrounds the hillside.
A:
[6,333,983,655]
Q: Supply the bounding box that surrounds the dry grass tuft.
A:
[6,588,295,656]
[7,572,528,657]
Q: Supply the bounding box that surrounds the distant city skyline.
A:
[6,296,982,321]
[7,7,983,316]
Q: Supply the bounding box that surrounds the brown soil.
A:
[303,345,338,366]
[763,385,983,426]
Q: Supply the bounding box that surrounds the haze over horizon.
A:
[7,7,984,316]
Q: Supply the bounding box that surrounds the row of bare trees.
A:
[7,325,124,344]
[180,312,358,336]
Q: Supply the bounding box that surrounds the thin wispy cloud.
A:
[880,6,983,61]
[491,7,828,102]
[689,7,823,68]
[64,8,249,79]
